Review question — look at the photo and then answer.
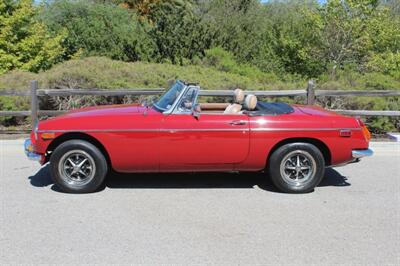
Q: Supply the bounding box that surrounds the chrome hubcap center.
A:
[279,150,317,186]
[73,166,80,172]
[58,150,96,186]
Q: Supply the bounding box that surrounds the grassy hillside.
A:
[0,57,399,133]
[1,57,400,91]
[0,57,301,91]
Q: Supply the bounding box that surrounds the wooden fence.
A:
[0,80,399,130]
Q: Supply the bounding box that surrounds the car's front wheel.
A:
[268,143,325,193]
[50,140,108,193]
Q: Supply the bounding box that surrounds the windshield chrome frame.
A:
[171,85,200,115]
[160,83,200,115]
[153,80,187,114]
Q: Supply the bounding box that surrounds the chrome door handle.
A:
[229,120,247,126]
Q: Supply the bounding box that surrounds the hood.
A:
[58,104,147,118]
[38,104,158,131]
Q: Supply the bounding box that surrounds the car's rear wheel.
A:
[268,143,325,193]
[50,140,108,193]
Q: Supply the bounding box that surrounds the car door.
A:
[159,86,250,171]
[93,107,163,173]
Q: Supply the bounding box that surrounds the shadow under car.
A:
[28,166,350,193]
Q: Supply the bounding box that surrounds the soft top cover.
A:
[244,102,294,116]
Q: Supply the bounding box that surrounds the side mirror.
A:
[141,96,155,107]
[192,104,201,119]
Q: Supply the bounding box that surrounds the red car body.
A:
[28,98,371,173]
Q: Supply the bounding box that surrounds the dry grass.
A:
[0,57,303,91]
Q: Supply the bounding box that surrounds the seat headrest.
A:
[244,94,257,110]
[233,88,244,104]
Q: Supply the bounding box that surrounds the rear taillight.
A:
[356,117,371,142]
[362,125,371,141]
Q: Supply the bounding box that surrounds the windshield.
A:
[153,81,185,111]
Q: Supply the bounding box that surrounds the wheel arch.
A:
[267,138,331,166]
[45,132,112,168]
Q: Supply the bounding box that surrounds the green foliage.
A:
[146,0,208,64]
[0,57,304,99]
[0,95,29,126]
[0,57,399,132]
[0,0,65,74]
[318,69,400,91]
[20,0,400,81]
[202,47,238,73]
[264,1,325,77]
[40,0,154,61]
[1,0,400,133]
[199,0,266,63]
[202,47,278,83]
[354,97,400,134]
[366,52,400,79]
[312,0,400,79]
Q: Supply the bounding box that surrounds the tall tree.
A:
[260,0,325,77]
[200,0,266,63]
[317,0,380,77]
[40,0,155,61]
[0,0,65,74]
[146,0,208,63]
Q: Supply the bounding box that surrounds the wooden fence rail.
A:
[0,80,399,130]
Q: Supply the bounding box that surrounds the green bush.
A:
[317,70,400,91]
[354,97,400,134]
[40,0,154,62]
[202,48,237,73]
[0,0,65,74]
[0,56,299,92]
[0,96,29,126]
[366,52,400,78]
[202,47,280,84]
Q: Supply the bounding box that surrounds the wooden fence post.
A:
[30,80,38,129]
[306,80,315,105]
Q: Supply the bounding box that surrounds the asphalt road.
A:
[0,139,399,265]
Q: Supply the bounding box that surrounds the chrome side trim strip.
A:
[37,129,157,133]
[37,127,361,133]
[251,127,362,132]
[164,128,248,132]
[37,128,249,133]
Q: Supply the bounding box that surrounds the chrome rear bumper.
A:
[352,148,373,159]
[24,139,41,161]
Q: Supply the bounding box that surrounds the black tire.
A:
[49,140,108,193]
[268,143,325,193]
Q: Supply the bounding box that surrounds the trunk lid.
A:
[294,105,343,117]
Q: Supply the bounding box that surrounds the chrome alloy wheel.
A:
[279,150,316,186]
[58,150,96,186]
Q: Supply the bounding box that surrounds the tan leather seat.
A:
[224,103,242,114]
[243,94,257,111]
[224,88,244,114]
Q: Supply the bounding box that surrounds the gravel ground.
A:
[0,140,399,265]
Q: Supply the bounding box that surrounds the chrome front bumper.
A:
[24,139,41,161]
[352,148,373,159]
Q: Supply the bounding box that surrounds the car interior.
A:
[196,88,257,114]
[197,88,294,116]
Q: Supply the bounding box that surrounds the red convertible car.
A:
[25,80,372,193]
